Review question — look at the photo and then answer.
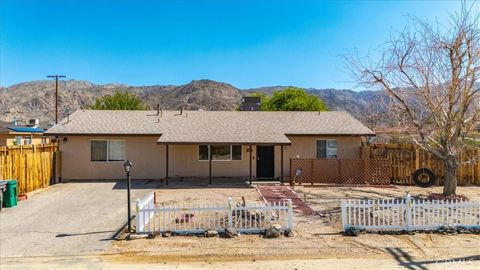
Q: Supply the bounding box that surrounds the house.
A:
[44,110,374,182]
[0,119,49,147]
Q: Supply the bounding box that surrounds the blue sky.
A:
[0,0,471,89]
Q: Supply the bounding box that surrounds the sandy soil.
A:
[150,187,264,206]
[111,185,480,264]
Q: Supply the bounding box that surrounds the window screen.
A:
[199,145,209,160]
[232,145,242,160]
[108,141,125,161]
[91,140,125,162]
[91,141,108,161]
[316,140,337,159]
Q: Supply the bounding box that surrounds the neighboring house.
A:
[0,120,48,147]
[44,110,374,181]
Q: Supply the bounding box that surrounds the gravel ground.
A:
[113,185,480,264]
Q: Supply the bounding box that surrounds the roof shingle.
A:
[45,110,374,144]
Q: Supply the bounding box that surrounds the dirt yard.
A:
[111,185,480,265]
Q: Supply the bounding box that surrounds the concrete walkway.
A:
[256,185,315,215]
[0,180,160,258]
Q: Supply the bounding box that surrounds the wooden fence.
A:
[136,193,293,234]
[290,158,391,185]
[341,194,480,232]
[0,143,58,194]
[365,143,480,186]
[0,143,58,155]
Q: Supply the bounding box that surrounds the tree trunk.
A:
[443,158,458,196]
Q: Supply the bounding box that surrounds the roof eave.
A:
[156,141,292,146]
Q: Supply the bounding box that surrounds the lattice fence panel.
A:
[290,158,390,185]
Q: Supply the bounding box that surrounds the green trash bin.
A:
[3,180,17,208]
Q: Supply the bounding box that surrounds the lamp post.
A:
[123,160,133,233]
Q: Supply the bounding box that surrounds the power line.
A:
[47,75,66,124]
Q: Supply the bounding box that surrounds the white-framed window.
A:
[198,145,242,161]
[14,136,23,145]
[316,139,337,159]
[91,140,125,162]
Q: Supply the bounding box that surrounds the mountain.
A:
[0,79,382,127]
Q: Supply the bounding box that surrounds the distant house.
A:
[45,110,374,181]
[0,119,48,147]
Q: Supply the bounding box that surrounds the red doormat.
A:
[256,185,315,215]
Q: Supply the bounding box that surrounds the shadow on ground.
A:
[386,247,480,270]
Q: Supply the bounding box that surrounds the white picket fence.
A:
[341,194,480,232]
[136,193,293,234]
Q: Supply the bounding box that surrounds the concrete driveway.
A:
[0,180,161,258]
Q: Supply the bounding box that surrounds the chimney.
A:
[240,96,261,111]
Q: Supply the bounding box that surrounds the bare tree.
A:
[346,5,480,195]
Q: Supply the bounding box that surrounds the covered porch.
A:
[157,132,291,185]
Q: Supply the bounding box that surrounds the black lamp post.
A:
[123,160,133,233]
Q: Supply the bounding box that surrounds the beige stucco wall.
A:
[59,135,363,180]
[279,135,362,178]
[60,136,165,180]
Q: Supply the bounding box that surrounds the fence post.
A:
[405,193,412,231]
[135,199,142,233]
[287,199,293,230]
[341,200,347,231]
[227,197,233,228]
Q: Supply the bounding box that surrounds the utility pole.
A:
[47,75,66,124]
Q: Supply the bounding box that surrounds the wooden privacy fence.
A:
[0,143,58,155]
[366,143,480,186]
[290,158,391,185]
[0,144,58,194]
[341,194,480,232]
[136,193,293,234]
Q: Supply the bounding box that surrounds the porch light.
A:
[123,160,133,233]
[123,160,133,173]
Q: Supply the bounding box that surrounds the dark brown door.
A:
[256,146,274,178]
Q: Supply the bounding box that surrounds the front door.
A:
[256,146,275,179]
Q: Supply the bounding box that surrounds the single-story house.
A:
[44,110,374,182]
[0,120,48,147]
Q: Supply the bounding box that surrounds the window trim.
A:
[90,139,126,162]
[198,145,242,161]
[315,139,337,159]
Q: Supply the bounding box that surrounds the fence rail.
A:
[0,144,58,194]
[290,158,390,185]
[136,194,293,234]
[341,194,480,232]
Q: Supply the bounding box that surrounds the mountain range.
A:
[0,79,382,127]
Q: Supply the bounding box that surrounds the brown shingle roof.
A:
[45,110,374,144]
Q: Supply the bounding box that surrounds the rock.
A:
[127,234,148,240]
[205,230,219,238]
[272,224,283,233]
[284,229,295,237]
[147,232,160,239]
[265,226,281,238]
[162,231,172,238]
[344,227,361,237]
[224,227,238,238]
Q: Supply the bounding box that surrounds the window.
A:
[316,139,337,159]
[91,140,125,162]
[198,145,242,161]
[14,136,23,145]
